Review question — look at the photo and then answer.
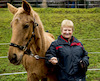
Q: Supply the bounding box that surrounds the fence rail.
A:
[0,43,10,45]
[0,0,100,8]
[0,56,7,58]
[0,52,100,59]
[0,68,100,76]
[0,72,27,76]
[0,38,100,45]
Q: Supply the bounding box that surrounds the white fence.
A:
[0,38,100,76]
[0,68,100,76]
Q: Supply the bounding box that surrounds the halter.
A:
[10,20,38,55]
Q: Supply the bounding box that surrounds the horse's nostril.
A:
[10,53,17,64]
[12,54,17,59]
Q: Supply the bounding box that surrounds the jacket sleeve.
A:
[82,45,89,67]
[45,41,57,67]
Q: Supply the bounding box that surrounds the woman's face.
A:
[61,27,73,39]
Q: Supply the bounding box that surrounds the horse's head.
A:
[8,1,37,65]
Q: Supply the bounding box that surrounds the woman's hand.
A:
[80,60,86,68]
[49,57,58,65]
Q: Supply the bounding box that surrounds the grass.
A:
[0,74,27,81]
[0,7,100,81]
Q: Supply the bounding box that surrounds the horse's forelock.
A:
[12,9,34,24]
[17,7,38,21]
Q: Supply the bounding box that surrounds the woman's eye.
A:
[64,30,67,31]
[24,25,29,29]
[68,30,71,31]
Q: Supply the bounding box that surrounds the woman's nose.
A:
[66,30,69,33]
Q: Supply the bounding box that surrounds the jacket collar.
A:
[57,35,79,45]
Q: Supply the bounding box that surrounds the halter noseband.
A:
[10,21,38,54]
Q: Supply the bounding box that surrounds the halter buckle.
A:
[34,55,40,60]
[23,46,27,51]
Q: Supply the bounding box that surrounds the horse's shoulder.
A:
[45,32,55,39]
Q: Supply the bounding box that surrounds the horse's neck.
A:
[30,29,46,57]
[30,12,46,56]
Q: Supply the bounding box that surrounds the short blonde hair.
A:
[61,19,74,31]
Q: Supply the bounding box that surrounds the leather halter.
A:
[10,21,38,55]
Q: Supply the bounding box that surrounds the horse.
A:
[7,1,57,81]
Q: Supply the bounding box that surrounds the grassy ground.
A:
[0,7,100,81]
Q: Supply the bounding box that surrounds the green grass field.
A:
[0,7,100,81]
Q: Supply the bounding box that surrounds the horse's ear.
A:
[7,3,18,14]
[22,0,31,14]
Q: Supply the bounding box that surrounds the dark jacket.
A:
[45,35,89,81]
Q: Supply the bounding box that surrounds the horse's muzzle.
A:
[8,53,22,65]
[8,53,17,64]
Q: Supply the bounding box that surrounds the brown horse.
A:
[8,1,57,81]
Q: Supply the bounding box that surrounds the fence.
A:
[0,38,100,76]
[0,0,100,8]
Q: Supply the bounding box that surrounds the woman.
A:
[45,19,89,81]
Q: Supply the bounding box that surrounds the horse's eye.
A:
[24,25,29,29]
[26,37,28,40]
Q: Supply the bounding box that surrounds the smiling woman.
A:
[45,19,89,81]
[61,19,74,42]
